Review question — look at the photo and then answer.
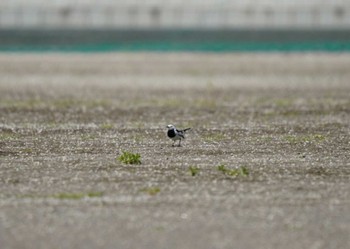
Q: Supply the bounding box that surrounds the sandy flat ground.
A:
[0,53,350,249]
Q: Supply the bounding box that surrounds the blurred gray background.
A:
[1,0,350,51]
[1,0,349,29]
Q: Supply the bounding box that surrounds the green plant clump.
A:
[118,151,141,164]
[188,166,200,176]
[217,164,249,177]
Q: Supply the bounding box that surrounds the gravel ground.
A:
[0,53,350,249]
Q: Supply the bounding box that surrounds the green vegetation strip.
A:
[19,192,104,200]
[118,151,142,164]
[140,187,161,196]
[217,165,250,177]
[285,134,326,144]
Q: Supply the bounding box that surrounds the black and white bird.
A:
[166,124,191,147]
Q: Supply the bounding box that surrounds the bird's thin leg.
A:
[178,139,182,147]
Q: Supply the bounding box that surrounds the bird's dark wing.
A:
[178,128,191,133]
[176,129,185,138]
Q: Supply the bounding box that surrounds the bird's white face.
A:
[167,124,175,130]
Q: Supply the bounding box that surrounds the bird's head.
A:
[167,124,175,130]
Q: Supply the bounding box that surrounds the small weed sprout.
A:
[22,148,33,154]
[118,151,141,164]
[141,187,160,196]
[237,166,250,177]
[189,166,200,176]
[100,123,114,130]
[217,164,227,173]
[217,164,249,177]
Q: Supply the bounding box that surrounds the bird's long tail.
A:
[183,128,191,132]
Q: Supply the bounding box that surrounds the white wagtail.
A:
[166,124,191,147]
